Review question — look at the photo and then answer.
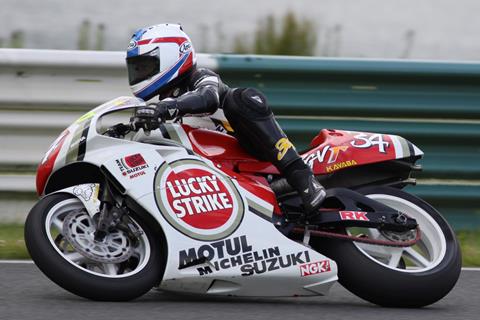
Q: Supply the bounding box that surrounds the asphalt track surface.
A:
[1,262,478,320]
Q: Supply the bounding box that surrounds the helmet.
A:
[126,23,196,101]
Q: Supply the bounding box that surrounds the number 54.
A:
[351,133,389,153]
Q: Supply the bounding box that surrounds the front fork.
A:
[94,180,142,242]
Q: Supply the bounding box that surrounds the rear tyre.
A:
[25,193,165,301]
[311,186,461,307]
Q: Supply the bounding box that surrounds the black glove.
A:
[131,99,180,131]
[131,106,159,131]
[154,99,180,121]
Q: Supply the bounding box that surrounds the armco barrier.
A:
[216,55,480,229]
[0,49,479,228]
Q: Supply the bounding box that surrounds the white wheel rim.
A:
[45,198,151,278]
[349,194,447,273]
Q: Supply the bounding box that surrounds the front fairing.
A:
[36,96,146,195]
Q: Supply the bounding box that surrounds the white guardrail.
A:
[0,49,218,222]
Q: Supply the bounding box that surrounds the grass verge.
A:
[0,224,29,259]
[1,224,479,266]
[456,230,480,267]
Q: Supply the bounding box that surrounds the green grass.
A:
[1,224,480,266]
[0,224,29,259]
[456,230,480,267]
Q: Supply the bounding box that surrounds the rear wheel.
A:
[312,186,461,307]
[25,193,165,301]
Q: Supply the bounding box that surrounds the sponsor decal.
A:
[116,153,149,179]
[339,210,369,221]
[303,145,349,168]
[300,260,331,277]
[275,138,293,161]
[128,39,138,50]
[178,235,312,277]
[210,118,232,133]
[73,184,96,202]
[165,169,233,228]
[155,159,244,241]
[179,41,192,54]
[325,159,357,173]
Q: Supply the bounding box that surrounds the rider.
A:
[126,23,326,215]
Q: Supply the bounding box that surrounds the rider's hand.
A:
[131,99,179,131]
[131,106,159,131]
[152,99,179,121]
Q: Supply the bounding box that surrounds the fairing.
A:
[184,127,423,176]
[36,96,146,195]
[303,129,423,174]
[37,96,338,297]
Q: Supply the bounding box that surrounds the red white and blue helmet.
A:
[126,23,196,101]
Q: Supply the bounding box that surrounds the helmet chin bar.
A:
[154,68,194,101]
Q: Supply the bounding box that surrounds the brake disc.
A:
[63,210,133,263]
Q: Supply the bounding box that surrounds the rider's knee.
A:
[224,88,271,120]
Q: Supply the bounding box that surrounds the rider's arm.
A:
[164,68,227,117]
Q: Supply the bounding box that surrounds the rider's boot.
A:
[223,88,327,215]
[283,159,327,215]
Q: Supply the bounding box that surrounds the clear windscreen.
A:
[95,107,136,138]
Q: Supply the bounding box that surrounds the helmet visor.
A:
[126,48,160,85]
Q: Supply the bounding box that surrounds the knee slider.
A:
[231,87,271,118]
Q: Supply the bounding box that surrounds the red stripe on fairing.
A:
[36,129,70,195]
[137,37,188,46]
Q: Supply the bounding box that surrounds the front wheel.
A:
[25,193,165,301]
[312,186,461,307]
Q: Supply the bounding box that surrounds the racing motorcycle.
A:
[25,96,461,307]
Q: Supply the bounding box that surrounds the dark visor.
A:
[126,48,160,85]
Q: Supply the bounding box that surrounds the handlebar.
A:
[104,105,182,138]
[104,123,134,138]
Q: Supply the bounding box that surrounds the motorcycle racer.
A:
[126,23,326,214]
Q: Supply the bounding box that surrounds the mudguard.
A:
[47,183,101,218]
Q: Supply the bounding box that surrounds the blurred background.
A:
[1,0,479,60]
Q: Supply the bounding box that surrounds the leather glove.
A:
[152,99,180,121]
[131,106,159,131]
[131,99,180,131]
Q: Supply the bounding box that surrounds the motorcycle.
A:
[25,96,461,307]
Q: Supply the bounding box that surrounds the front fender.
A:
[48,183,101,218]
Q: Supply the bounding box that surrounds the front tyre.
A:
[312,186,461,307]
[25,193,165,301]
